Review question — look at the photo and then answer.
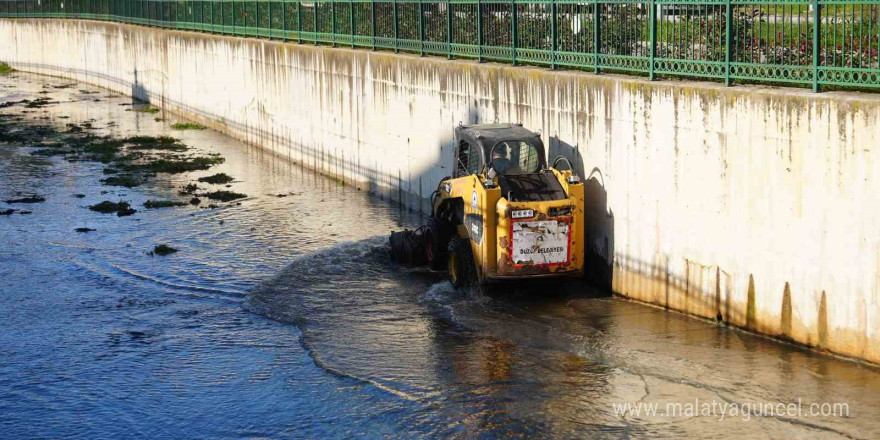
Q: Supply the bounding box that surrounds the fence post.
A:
[331,0,336,46]
[649,0,655,80]
[812,0,820,92]
[419,0,424,56]
[371,0,376,50]
[297,0,302,43]
[393,0,398,53]
[550,0,556,70]
[269,0,274,39]
[446,0,451,59]
[511,0,516,66]
[477,0,482,62]
[594,1,600,74]
[724,0,731,86]
[313,0,318,44]
[282,0,286,39]
[349,0,354,47]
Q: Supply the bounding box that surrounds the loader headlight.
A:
[510,209,535,219]
[567,175,581,184]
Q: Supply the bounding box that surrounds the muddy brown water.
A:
[1,71,878,439]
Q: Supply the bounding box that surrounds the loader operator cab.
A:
[424,123,585,287]
[453,123,546,179]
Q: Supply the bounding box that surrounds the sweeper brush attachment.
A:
[388,226,428,267]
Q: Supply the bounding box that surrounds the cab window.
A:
[456,141,483,177]
[490,141,540,175]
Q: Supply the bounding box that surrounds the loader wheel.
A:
[447,238,477,288]
[426,218,451,270]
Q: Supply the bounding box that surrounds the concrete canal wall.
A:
[2,18,879,364]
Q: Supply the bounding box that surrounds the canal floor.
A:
[1,71,878,439]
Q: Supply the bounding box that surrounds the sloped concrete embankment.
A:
[2,18,878,364]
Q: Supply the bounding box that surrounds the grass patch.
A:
[88,200,136,216]
[101,175,141,188]
[204,190,247,202]
[4,195,45,203]
[133,106,160,114]
[143,199,187,209]
[171,122,207,130]
[150,244,178,256]
[0,63,13,75]
[197,173,234,185]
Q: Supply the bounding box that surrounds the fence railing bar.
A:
[2,0,880,92]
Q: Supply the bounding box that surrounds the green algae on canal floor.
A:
[197,173,234,185]
[171,122,207,130]
[88,200,137,216]
[203,190,247,202]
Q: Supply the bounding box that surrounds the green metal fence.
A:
[2,0,879,91]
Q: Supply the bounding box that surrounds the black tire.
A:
[426,218,451,270]
[447,237,478,288]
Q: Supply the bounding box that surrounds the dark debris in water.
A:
[74,227,96,233]
[88,200,136,217]
[149,244,178,256]
[5,195,45,204]
[143,200,187,209]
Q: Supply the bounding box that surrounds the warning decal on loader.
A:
[511,220,570,265]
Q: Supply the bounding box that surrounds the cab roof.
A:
[455,123,542,145]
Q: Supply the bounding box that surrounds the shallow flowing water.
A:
[1,72,878,440]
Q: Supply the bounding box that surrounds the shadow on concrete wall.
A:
[549,136,614,293]
[583,169,615,292]
[131,69,147,102]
